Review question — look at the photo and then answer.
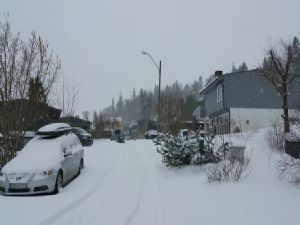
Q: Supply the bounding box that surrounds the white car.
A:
[0,123,84,195]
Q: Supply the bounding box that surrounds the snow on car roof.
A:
[38,123,71,133]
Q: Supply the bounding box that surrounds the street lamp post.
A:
[142,51,161,132]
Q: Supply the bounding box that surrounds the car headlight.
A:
[40,169,53,176]
[0,171,5,181]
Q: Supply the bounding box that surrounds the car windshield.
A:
[76,127,88,134]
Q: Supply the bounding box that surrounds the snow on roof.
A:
[199,76,218,94]
[38,123,71,133]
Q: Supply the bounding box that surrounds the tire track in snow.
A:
[122,154,144,225]
[136,144,165,225]
[151,160,165,225]
[147,145,166,225]
[144,146,165,225]
[53,143,145,225]
[124,142,165,225]
[38,148,122,225]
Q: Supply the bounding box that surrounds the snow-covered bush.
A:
[277,154,300,185]
[206,153,251,183]
[157,135,194,167]
[156,133,219,167]
[265,122,285,152]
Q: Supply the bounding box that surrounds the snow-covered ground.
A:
[0,129,300,225]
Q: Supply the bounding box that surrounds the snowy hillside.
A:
[0,129,299,225]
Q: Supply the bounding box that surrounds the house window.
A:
[217,84,223,103]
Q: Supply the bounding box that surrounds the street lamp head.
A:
[141,51,149,55]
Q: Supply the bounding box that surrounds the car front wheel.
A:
[78,159,84,175]
[53,170,63,194]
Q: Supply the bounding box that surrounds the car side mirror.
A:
[63,148,72,157]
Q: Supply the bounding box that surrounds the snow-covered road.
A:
[0,140,165,225]
[1,137,300,225]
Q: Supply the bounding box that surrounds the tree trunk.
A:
[282,93,290,133]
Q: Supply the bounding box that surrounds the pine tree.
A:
[232,62,237,72]
[116,92,124,116]
[239,62,248,71]
[232,62,248,72]
[82,111,90,121]
[292,36,300,58]
[93,111,98,128]
[28,76,47,104]
[198,76,204,90]
[262,57,268,69]
[27,76,48,131]
[96,113,105,131]
[111,98,115,117]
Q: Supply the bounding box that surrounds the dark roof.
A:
[200,69,258,95]
[58,117,91,130]
[0,99,61,119]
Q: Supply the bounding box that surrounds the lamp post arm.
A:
[142,52,160,70]
[148,54,160,70]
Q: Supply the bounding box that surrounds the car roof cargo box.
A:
[37,123,71,137]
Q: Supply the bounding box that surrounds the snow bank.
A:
[0,130,299,225]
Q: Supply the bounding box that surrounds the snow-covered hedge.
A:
[156,133,220,167]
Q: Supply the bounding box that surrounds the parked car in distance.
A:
[111,129,125,143]
[178,129,195,140]
[72,127,93,146]
[0,123,84,195]
[145,130,158,139]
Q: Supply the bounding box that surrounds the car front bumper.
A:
[0,172,57,195]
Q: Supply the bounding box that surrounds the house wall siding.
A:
[203,82,224,115]
[223,70,300,109]
[230,108,284,132]
[288,75,300,108]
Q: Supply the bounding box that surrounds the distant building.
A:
[104,117,123,131]
[197,69,300,134]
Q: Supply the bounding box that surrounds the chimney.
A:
[215,70,223,77]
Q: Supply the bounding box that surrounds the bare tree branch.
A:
[259,38,299,133]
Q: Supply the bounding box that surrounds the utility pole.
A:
[142,51,162,133]
[158,60,161,132]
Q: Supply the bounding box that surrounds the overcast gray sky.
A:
[1,0,300,115]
